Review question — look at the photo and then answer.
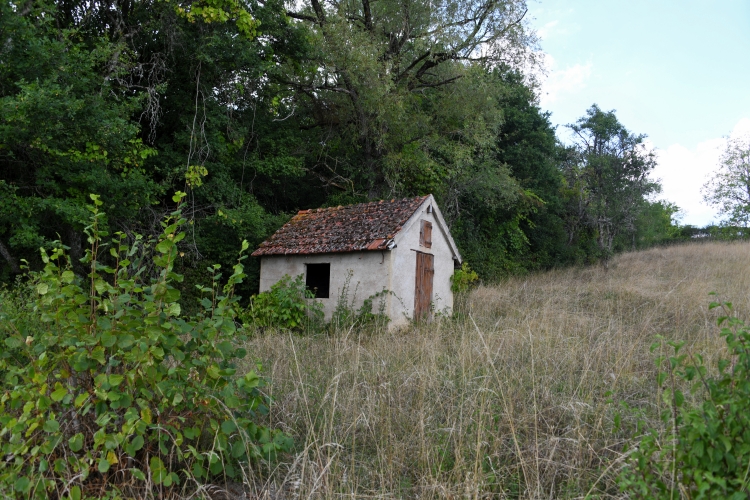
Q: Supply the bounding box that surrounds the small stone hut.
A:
[251,195,462,326]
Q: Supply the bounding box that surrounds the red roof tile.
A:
[251,196,429,256]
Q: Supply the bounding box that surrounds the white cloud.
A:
[730,117,750,139]
[537,20,559,40]
[538,54,592,106]
[652,117,750,226]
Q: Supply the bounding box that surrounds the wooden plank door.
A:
[414,252,434,321]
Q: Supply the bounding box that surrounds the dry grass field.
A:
[239,241,750,499]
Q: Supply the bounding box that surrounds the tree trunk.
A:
[0,239,21,274]
[67,227,86,276]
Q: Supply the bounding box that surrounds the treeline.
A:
[0,0,681,295]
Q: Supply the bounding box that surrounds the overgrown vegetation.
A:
[0,0,697,289]
[2,220,750,497]
[2,0,750,496]
[241,274,323,331]
[237,241,750,498]
[0,194,291,498]
[622,301,750,498]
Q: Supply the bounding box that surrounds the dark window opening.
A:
[305,263,330,299]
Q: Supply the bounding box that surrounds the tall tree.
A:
[0,0,157,275]
[0,0,292,287]
[566,105,660,266]
[702,134,750,227]
[278,0,539,199]
[451,68,567,279]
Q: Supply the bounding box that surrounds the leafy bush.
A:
[0,194,291,498]
[621,298,750,498]
[450,262,479,294]
[242,274,323,331]
[450,262,479,316]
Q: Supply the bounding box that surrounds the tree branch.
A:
[362,0,373,31]
[0,239,21,274]
[286,11,319,22]
[410,75,463,91]
[309,0,327,26]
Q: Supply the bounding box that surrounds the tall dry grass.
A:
[239,241,750,499]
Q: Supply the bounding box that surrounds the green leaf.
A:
[207,364,221,379]
[91,346,106,365]
[130,435,144,453]
[163,287,181,302]
[156,240,172,254]
[14,476,30,494]
[231,440,246,458]
[74,393,89,408]
[150,456,167,484]
[37,283,49,295]
[221,420,237,435]
[166,302,181,317]
[70,485,82,500]
[4,336,22,349]
[98,456,111,473]
[51,384,68,402]
[118,334,135,348]
[43,420,60,433]
[69,433,84,452]
[94,279,108,295]
[140,408,152,425]
[674,389,685,407]
[192,462,206,479]
[184,427,200,440]
[101,331,117,347]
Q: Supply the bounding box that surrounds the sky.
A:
[529,0,750,226]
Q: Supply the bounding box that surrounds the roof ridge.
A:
[296,195,428,216]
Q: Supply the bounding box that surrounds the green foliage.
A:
[695,224,750,242]
[0,0,687,293]
[243,275,324,331]
[450,262,479,316]
[565,105,661,265]
[0,0,295,286]
[702,135,750,227]
[0,195,291,497]
[175,0,260,39]
[621,299,750,498]
[630,201,683,249]
[490,70,571,271]
[0,1,160,272]
[450,262,479,294]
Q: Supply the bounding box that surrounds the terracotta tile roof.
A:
[251,196,429,256]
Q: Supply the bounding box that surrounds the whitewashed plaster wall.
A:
[387,201,456,326]
[259,251,392,320]
[258,198,458,328]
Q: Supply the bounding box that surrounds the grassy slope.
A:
[242,241,750,499]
